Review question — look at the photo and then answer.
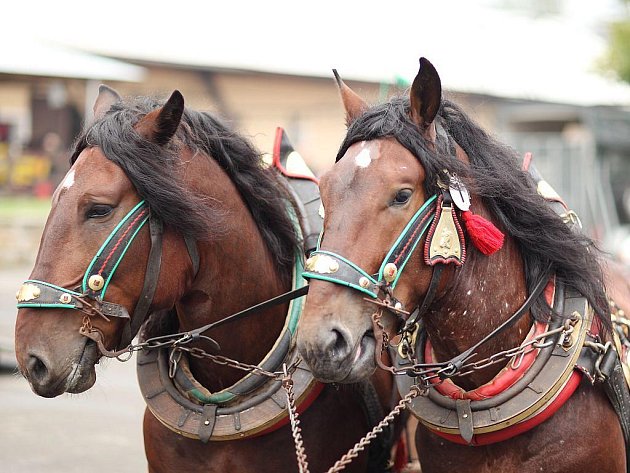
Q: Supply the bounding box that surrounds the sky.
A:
[3,0,629,105]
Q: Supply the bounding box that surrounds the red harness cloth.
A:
[422,279,586,445]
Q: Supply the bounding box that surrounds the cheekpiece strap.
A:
[302,195,438,296]
[82,201,150,299]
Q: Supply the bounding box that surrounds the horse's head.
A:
[297,58,463,382]
[15,87,192,397]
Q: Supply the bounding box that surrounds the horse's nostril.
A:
[27,353,49,384]
[330,328,350,358]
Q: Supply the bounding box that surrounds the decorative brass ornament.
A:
[88,274,105,291]
[305,254,339,274]
[59,293,73,304]
[16,283,41,302]
[359,276,370,288]
[428,205,462,261]
[383,263,398,283]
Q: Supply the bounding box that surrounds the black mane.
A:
[71,96,300,276]
[337,96,609,323]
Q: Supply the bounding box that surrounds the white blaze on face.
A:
[60,169,75,190]
[355,144,372,168]
[51,169,76,206]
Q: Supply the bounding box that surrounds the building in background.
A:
[1,38,629,248]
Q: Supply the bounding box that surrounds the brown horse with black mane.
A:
[297,58,630,472]
[13,87,395,472]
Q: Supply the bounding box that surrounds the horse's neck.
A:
[425,225,531,390]
[177,153,290,390]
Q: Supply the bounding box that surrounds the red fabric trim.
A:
[97,208,149,276]
[252,381,325,437]
[430,370,582,446]
[426,320,547,401]
[393,211,434,267]
[521,152,533,172]
[426,279,556,401]
[272,127,319,185]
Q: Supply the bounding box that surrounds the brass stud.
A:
[383,263,398,283]
[305,256,315,271]
[88,274,105,291]
[395,302,403,310]
[328,260,339,273]
[59,293,72,304]
[16,283,41,302]
[359,277,370,288]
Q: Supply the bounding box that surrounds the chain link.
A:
[282,364,310,473]
[385,312,581,384]
[325,385,424,473]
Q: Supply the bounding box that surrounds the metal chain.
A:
[325,385,424,473]
[282,364,310,473]
[178,345,287,379]
[385,312,580,383]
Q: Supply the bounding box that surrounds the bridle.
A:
[302,193,439,321]
[302,138,553,381]
[16,200,197,349]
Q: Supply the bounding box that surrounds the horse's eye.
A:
[86,204,113,219]
[392,189,413,206]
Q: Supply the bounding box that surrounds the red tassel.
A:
[461,210,504,255]
[393,434,408,473]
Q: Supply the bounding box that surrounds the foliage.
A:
[603,19,630,84]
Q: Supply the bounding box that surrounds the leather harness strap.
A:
[15,201,198,351]
[120,216,164,348]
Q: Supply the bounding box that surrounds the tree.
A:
[603,1,630,83]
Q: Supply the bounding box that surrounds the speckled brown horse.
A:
[14,87,391,472]
[297,58,630,472]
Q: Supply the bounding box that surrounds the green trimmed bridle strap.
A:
[16,280,131,320]
[303,194,438,298]
[82,200,150,299]
[17,200,168,349]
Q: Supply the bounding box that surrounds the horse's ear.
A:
[333,69,368,127]
[93,85,122,120]
[136,90,185,146]
[410,58,442,133]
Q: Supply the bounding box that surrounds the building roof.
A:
[3,0,629,105]
[0,34,145,82]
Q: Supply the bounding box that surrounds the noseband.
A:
[15,200,187,349]
[302,194,439,314]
